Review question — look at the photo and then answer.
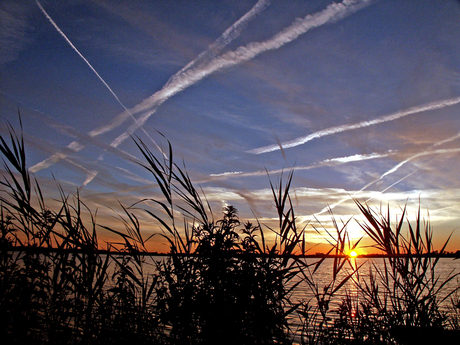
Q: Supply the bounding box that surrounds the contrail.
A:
[314,147,460,216]
[106,0,372,149]
[367,169,419,200]
[25,106,144,173]
[35,0,161,187]
[33,0,371,169]
[248,96,460,154]
[31,0,273,172]
[35,0,126,110]
[366,130,460,192]
[207,151,391,182]
[177,0,270,73]
[16,113,159,191]
[35,0,162,164]
[113,0,270,150]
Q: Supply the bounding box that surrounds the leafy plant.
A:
[127,137,302,344]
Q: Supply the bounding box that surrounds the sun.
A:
[349,250,358,258]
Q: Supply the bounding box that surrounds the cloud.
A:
[315,147,460,216]
[321,152,390,164]
[35,0,161,160]
[207,151,392,182]
[248,96,460,154]
[373,130,460,188]
[107,0,371,148]
[30,0,372,188]
[26,109,143,174]
[210,171,243,177]
[30,0,274,172]
[177,0,270,73]
[49,0,371,152]
[36,0,125,109]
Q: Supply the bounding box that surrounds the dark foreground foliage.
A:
[1,121,460,344]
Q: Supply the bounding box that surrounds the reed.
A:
[0,119,105,343]
[1,118,460,344]
[294,210,363,344]
[122,137,303,344]
[351,201,460,342]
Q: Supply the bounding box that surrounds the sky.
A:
[1,0,460,253]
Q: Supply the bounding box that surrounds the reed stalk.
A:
[1,118,460,344]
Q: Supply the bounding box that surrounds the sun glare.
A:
[349,250,358,258]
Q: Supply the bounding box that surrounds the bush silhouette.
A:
[154,205,291,344]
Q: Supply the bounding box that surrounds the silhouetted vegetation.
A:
[1,120,460,344]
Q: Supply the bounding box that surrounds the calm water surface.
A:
[132,256,460,309]
[110,255,460,342]
[289,257,460,303]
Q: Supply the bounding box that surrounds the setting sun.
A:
[349,250,358,258]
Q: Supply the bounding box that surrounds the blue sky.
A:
[1,0,460,252]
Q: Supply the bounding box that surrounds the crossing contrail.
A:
[58,0,269,186]
[314,146,460,216]
[204,151,392,188]
[106,0,372,149]
[367,169,419,201]
[313,131,460,216]
[35,0,161,154]
[31,0,372,182]
[248,96,460,154]
[31,0,274,173]
[35,0,126,110]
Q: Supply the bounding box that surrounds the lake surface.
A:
[281,257,460,342]
[289,256,460,301]
[131,255,460,312]
[131,255,459,342]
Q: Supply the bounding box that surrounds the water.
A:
[23,253,460,314]
[124,255,460,319]
[290,257,460,303]
[286,257,460,342]
[115,255,460,305]
[12,252,460,343]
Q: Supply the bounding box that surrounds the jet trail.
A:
[314,147,460,216]
[35,0,161,155]
[367,169,419,200]
[31,0,273,172]
[248,96,460,154]
[366,130,460,192]
[106,0,372,149]
[177,0,270,73]
[35,0,125,110]
[207,151,390,182]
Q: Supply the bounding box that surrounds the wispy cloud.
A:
[207,151,392,182]
[31,0,372,187]
[210,171,244,177]
[371,130,460,189]
[178,0,270,73]
[106,0,371,149]
[315,147,460,216]
[35,0,127,111]
[71,0,372,146]
[31,0,273,172]
[321,152,391,164]
[35,0,160,170]
[27,108,143,173]
[20,130,146,192]
[248,96,460,154]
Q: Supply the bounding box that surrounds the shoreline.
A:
[6,245,460,259]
